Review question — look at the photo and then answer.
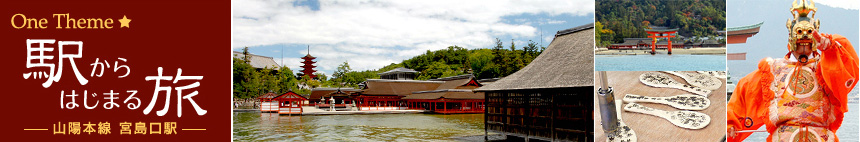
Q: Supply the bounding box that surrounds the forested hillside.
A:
[595,0,725,47]
[233,38,543,99]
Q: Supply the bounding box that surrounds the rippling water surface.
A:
[596,54,726,71]
[233,112,485,141]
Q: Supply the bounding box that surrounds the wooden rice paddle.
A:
[623,102,711,130]
[662,71,723,90]
[607,101,636,142]
[696,71,727,79]
[622,94,710,110]
[639,72,712,97]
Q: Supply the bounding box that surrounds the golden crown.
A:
[791,0,817,18]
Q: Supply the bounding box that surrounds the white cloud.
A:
[547,19,567,24]
[233,0,594,74]
[815,0,860,10]
[544,36,555,46]
[273,57,304,72]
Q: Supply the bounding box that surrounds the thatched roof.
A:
[232,51,280,70]
[476,23,595,91]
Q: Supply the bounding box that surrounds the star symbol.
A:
[118,15,131,28]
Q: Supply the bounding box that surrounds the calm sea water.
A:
[596,54,726,71]
[744,103,859,141]
[232,112,485,141]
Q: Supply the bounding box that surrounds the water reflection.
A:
[233,112,485,141]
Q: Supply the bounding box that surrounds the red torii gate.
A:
[645,28,678,54]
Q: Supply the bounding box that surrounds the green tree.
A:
[233,47,262,100]
[417,61,462,80]
[332,61,353,86]
[492,38,503,52]
[277,66,301,92]
[595,21,616,47]
[378,63,404,74]
[232,56,253,99]
[301,74,321,88]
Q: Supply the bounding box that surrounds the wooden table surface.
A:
[593,71,726,142]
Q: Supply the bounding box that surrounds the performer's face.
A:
[791,20,816,61]
[793,36,813,61]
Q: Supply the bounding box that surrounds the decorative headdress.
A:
[786,0,820,52]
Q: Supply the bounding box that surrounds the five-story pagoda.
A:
[300,46,317,79]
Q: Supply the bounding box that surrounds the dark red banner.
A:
[1,0,230,141]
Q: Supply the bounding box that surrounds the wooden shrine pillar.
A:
[650,37,657,54]
[667,38,672,54]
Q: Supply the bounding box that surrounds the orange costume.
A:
[727,1,858,142]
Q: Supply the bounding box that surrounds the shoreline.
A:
[233,109,430,115]
[595,47,726,55]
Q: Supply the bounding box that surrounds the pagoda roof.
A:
[476,23,594,91]
[302,54,316,58]
[300,69,317,73]
[378,67,418,75]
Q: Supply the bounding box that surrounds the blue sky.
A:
[232,0,594,76]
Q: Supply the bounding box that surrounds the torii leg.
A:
[667,38,672,54]
[651,38,656,55]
